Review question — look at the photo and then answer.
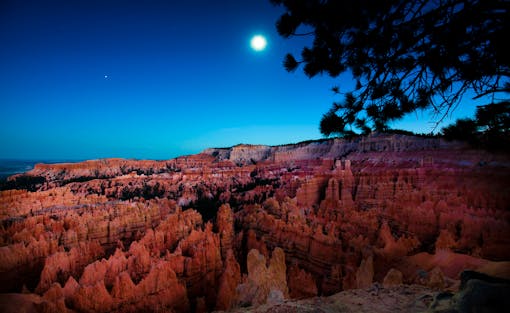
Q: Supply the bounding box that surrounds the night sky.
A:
[0,0,477,160]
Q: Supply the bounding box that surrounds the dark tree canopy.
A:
[441,101,510,150]
[271,0,510,136]
[441,118,479,143]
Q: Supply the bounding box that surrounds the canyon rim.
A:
[1,133,509,313]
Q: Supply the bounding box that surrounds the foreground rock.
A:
[229,270,510,313]
[229,284,436,313]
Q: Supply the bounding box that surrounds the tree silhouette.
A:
[441,118,479,143]
[271,0,510,136]
[441,101,509,150]
[476,101,510,133]
[475,101,510,150]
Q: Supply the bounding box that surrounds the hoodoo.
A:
[1,134,509,312]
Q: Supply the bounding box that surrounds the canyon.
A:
[0,133,509,312]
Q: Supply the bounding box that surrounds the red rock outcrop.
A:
[217,204,234,259]
[383,268,403,287]
[1,134,508,311]
[356,255,374,289]
[236,248,289,307]
[36,241,103,294]
[215,249,241,311]
[287,264,318,299]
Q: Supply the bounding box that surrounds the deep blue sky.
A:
[0,0,477,160]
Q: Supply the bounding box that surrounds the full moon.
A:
[250,35,267,51]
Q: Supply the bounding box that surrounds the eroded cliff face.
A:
[1,134,509,312]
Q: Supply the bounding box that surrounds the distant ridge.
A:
[202,133,460,165]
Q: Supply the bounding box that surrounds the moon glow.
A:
[250,35,267,51]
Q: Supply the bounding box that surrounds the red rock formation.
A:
[245,228,269,260]
[427,267,446,290]
[69,279,114,313]
[382,268,403,287]
[296,176,328,208]
[110,271,135,301]
[375,221,420,261]
[36,241,103,294]
[42,283,67,312]
[215,249,241,311]
[134,261,189,312]
[236,248,289,307]
[1,134,508,311]
[356,255,374,289]
[127,241,152,283]
[217,204,234,259]
[175,223,223,309]
[287,264,318,299]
